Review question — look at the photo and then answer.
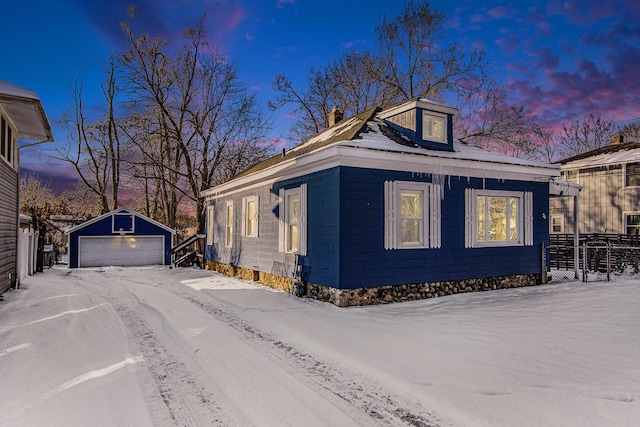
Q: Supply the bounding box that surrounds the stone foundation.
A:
[205,260,540,307]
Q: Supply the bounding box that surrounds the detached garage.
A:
[66,208,175,268]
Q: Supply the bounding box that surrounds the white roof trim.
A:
[65,208,175,235]
[0,80,53,142]
[378,98,459,119]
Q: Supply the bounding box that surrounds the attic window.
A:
[112,213,134,234]
[422,111,446,143]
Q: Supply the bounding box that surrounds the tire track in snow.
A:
[69,270,251,427]
[165,282,442,427]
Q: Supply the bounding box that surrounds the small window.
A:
[384,181,441,250]
[0,117,5,158]
[465,189,533,247]
[422,111,446,143]
[225,201,233,247]
[625,213,640,235]
[206,206,214,245]
[550,214,564,234]
[625,163,640,187]
[278,184,307,255]
[242,196,259,237]
[112,213,134,234]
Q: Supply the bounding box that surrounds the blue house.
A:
[66,208,175,268]
[202,99,560,306]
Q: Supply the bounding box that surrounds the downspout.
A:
[574,193,579,280]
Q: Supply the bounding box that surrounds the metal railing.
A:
[547,233,640,282]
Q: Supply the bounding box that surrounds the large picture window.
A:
[465,189,533,248]
[278,184,307,255]
[384,181,441,250]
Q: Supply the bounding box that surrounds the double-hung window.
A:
[465,189,533,247]
[625,162,640,187]
[422,111,446,143]
[225,201,233,247]
[242,196,259,237]
[550,214,564,234]
[384,181,441,250]
[625,213,640,235]
[206,205,214,245]
[278,184,307,255]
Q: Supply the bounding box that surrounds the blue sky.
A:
[3,0,639,191]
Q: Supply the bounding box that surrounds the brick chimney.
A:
[328,106,343,127]
[611,134,624,144]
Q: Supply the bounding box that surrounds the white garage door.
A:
[79,236,165,268]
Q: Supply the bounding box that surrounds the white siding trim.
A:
[278,188,285,253]
[299,183,307,256]
[525,191,534,246]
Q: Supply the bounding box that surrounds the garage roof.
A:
[66,208,175,235]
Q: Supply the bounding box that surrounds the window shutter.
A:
[430,184,441,248]
[206,206,214,246]
[299,183,308,256]
[384,181,397,250]
[241,198,247,237]
[255,195,260,238]
[525,191,534,246]
[464,188,475,248]
[278,188,285,252]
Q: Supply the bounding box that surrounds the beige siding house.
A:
[550,137,640,235]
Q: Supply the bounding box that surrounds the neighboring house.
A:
[66,208,175,268]
[202,99,560,306]
[0,80,53,295]
[550,136,640,235]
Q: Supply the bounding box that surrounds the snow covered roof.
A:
[203,103,559,198]
[0,80,53,142]
[556,142,640,169]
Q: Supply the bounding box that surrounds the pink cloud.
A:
[488,6,508,19]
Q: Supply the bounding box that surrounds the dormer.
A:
[378,99,458,151]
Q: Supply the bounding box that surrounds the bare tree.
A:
[56,61,123,214]
[558,111,617,159]
[271,1,485,141]
[455,78,541,159]
[374,0,484,101]
[619,121,640,142]
[119,9,272,231]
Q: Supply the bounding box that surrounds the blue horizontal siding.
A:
[337,167,548,289]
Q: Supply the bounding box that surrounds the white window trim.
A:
[624,211,640,235]
[0,114,17,169]
[422,110,447,144]
[624,162,640,188]
[465,189,533,248]
[550,214,564,234]
[225,201,233,248]
[278,184,307,255]
[111,213,135,234]
[206,205,214,245]
[384,181,441,250]
[241,195,259,238]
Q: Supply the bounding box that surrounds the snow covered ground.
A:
[1,266,639,426]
